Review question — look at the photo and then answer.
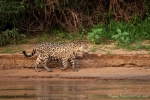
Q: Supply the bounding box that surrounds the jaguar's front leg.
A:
[70,58,78,72]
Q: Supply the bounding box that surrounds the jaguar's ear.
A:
[80,42,86,46]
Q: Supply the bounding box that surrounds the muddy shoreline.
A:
[0,54,150,80]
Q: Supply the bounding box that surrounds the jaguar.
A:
[23,42,88,72]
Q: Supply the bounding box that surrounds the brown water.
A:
[0,79,150,100]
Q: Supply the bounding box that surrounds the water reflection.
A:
[35,81,89,100]
[0,80,150,100]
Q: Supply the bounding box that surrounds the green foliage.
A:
[52,29,87,42]
[0,0,25,30]
[123,41,150,51]
[87,29,103,44]
[34,0,45,8]
[35,28,88,44]
[78,28,87,40]
[5,47,13,54]
[0,0,150,50]
[90,45,98,52]
[0,46,24,54]
[67,29,87,42]
[87,24,106,44]
[86,16,150,51]
[107,18,150,42]
[0,0,150,33]
[112,29,131,44]
[36,32,51,42]
[57,32,68,40]
[0,28,26,46]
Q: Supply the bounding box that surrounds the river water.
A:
[0,79,150,100]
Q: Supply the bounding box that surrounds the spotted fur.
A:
[23,42,88,72]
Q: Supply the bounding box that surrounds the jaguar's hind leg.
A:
[35,55,52,72]
[35,56,42,72]
[42,57,52,72]
[61,58,68,70]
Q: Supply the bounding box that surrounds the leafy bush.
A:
[0,0,25,30]
[87,16,150,46]
[0,28,26,46]
[87,29,103,44]
[87,23,106,44]
[112,29,131,44]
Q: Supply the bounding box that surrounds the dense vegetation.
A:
[0,0,150,47]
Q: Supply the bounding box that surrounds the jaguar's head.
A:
[78,43,89,54]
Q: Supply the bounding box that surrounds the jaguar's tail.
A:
[23,49,36,57]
